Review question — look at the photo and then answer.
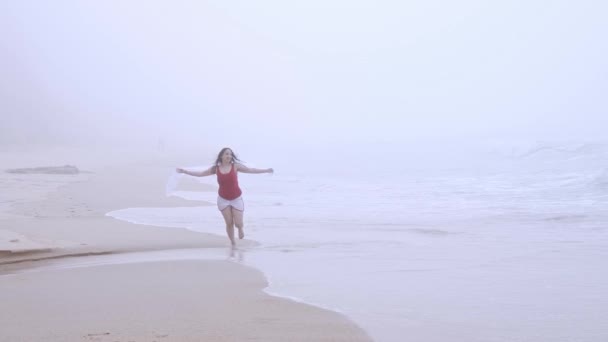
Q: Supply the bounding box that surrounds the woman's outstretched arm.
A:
[176,166,215,177]
[235,164,273,174]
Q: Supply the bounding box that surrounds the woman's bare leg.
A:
[232,207,245,239]
[220,207,235,246]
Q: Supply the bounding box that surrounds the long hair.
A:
[214,147,242,167]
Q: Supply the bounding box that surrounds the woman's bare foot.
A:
[238,228,245,239]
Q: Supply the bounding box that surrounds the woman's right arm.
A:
[176,166,215,177]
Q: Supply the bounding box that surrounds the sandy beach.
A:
[0,147,371,341]
[3,1,607,339]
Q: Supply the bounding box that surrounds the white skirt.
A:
[217,195,244,211]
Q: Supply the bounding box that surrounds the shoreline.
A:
[0,153,372,341]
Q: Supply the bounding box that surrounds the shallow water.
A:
[108,142,608,341]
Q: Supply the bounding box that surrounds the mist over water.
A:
[2,1,607,152]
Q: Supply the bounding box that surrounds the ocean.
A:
[108,141,608,341]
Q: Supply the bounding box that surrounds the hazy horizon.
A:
[2,1,607,153]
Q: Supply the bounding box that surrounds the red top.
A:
[216,164,242,200]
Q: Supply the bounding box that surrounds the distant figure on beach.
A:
[176,147,273,247]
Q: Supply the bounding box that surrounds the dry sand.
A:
[0,147,371,341]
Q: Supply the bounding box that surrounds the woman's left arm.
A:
[236,163,273,174]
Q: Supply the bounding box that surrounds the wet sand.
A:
[0,148,371,341]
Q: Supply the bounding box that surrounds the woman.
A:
[176,147,273,246]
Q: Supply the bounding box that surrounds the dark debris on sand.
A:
[6,165,80,175]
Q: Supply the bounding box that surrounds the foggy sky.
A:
[1,0,607,151]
